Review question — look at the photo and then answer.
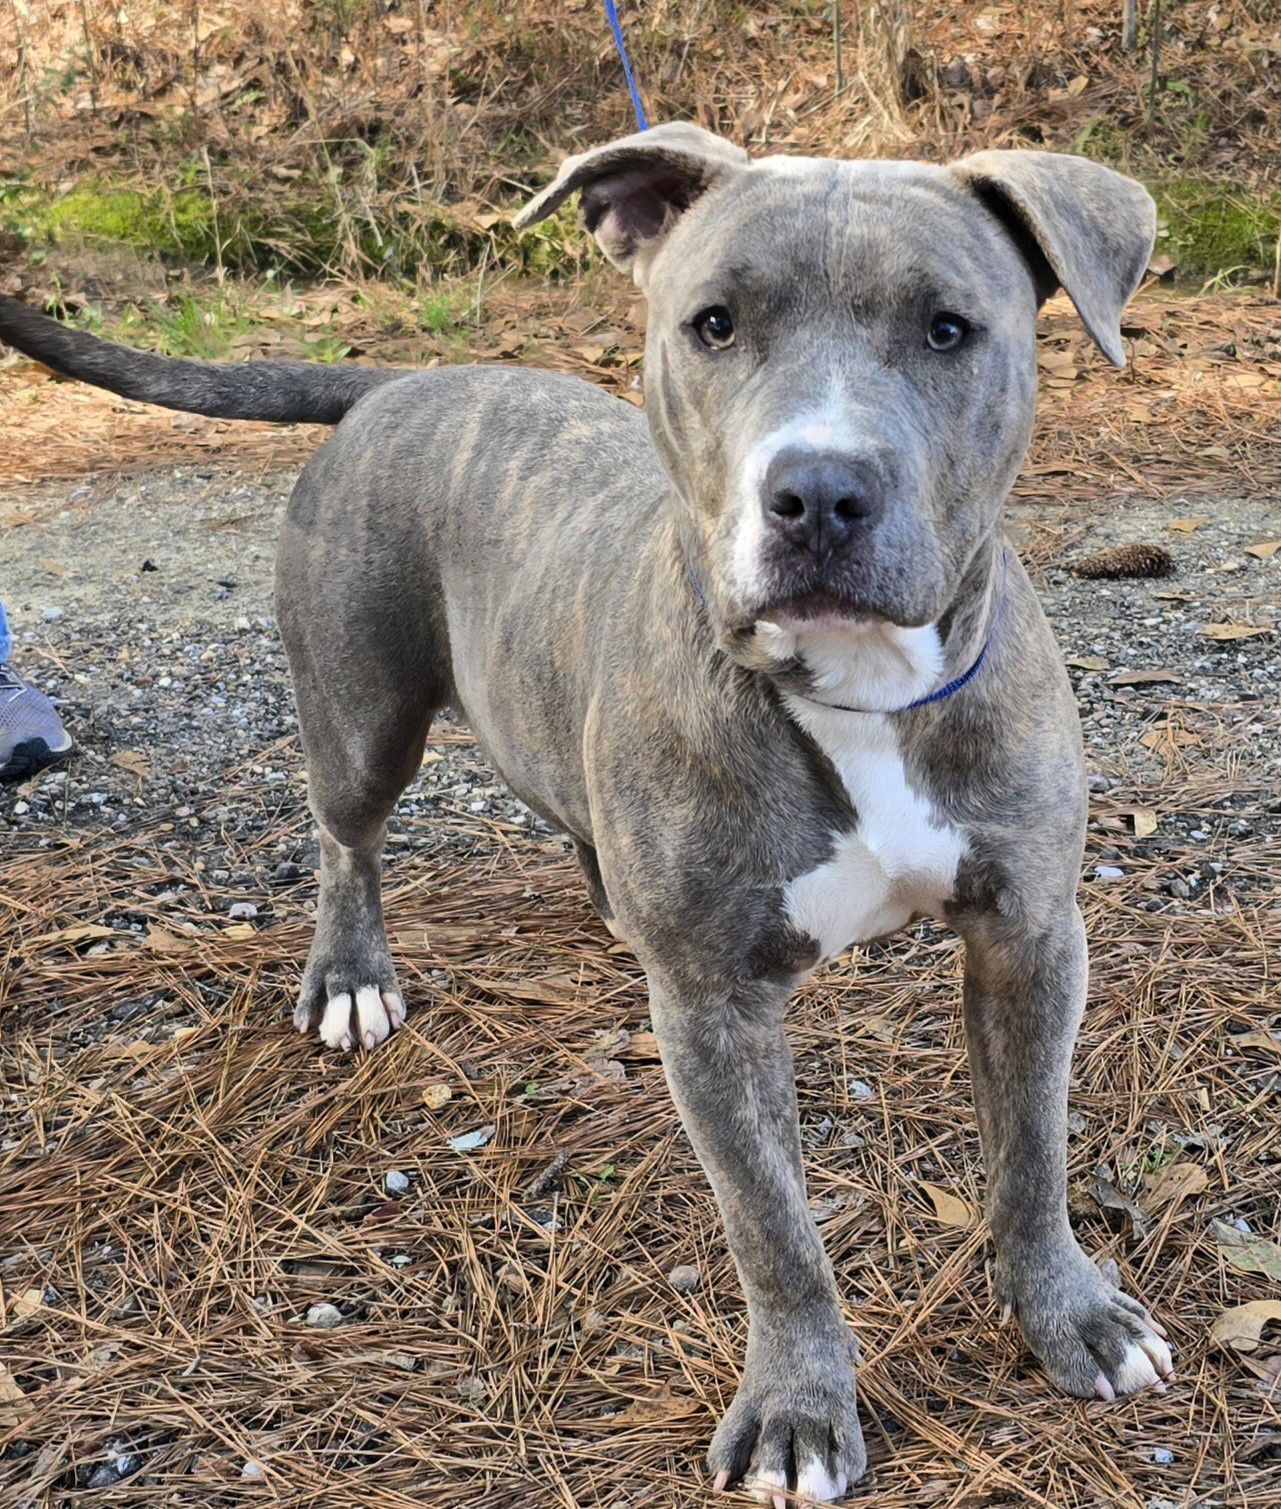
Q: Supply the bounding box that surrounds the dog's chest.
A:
[782,704,967,964]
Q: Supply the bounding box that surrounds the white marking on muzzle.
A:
[729,411,847,602]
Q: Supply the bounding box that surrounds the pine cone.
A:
[1072,543,1174,580]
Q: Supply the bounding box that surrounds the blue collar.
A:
[686,551,1006,716]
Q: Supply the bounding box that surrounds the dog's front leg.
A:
[960,903,1174,1399]
[648,970,864,1505]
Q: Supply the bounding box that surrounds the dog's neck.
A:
[745,537,1005,716]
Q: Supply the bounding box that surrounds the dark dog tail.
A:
[0,295,408,425]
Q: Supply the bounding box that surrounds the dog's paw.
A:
[708,1340,864,1506]
[1007,1253,1173,1400]
[294,974,406,1052]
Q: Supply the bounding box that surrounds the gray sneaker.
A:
[0,664,73,782]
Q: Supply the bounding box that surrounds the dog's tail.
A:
[0,295,408,425]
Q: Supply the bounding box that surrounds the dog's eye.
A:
[927,312,969,352]
[693,306,735,350]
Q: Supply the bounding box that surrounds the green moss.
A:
[0,174,588,282]
[1153,180,1281,282]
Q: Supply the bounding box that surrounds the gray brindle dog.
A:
[0,123,1173,1502]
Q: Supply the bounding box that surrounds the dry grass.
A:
[1,0,1278,282]
[2,711,1280,1504]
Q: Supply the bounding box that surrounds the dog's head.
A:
[516,124,1154,648]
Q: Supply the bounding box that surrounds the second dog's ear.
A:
[951,150,1157,368]
[513,122,749,281]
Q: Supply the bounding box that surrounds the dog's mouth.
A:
[754,590,878,634]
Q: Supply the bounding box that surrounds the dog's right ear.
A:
[512,122,749,282]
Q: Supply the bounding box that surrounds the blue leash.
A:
[603,0,649,130]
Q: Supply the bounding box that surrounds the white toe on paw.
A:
[384,991,405,1030]
[356,984,392,1049]
[747,1469,787,1507]
[1139,1331,1175,1378]
[1114,1339,1162,1394]
[320,992,355,1050]
[796,1460,844,1501]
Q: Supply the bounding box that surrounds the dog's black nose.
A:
[762,449,885,554]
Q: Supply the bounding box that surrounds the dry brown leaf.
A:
[222,921,257,940]
[1127,807,1159,838]
[1167,517,1209,532]
[1142,1161,1208,1211]
[1210,1300,1281,1353]
[1109,668,1180,686]
[1090,1172,1147,1239]
[470,977,579,1006]
[918,1181,978,1230]
[1139,726,1200,752]
[146,927,191,954]
[1065,653,1110,671]
[0,1364,31,1427]
[7,1289,45,1325]
[1201,621,1274,640]
[1244,540,1281,559]
[109,749,151,778]
[1213,1221,1281,1281]
[1233,1030,1281,1054]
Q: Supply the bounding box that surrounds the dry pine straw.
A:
[1,707,1279,1508]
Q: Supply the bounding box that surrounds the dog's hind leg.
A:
[276,504,450,1051]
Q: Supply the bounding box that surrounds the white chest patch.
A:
[778,626,969,964]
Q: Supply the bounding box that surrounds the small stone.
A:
[43,606,64,622]
[87,1464,120,1488]
[385,1170,410,1194]
[228,901,258,920]
[1094,865,1124,879]
[1087,773,1112,793]
[1150,1448,1175,1465]
[241,1459,265,1479]
[305,1302,343,1329]
[847,1078,874,1101]
[668,1264,701,1294]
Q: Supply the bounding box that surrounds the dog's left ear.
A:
[951,150,1156,367]
[513,122,749,282]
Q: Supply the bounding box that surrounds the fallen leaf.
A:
[1202,621,1274,640]
[1109,669,1180,686]
[1139,726,1200,752]
[422,1082,452,1110]
[1245,540,1281,559]
[622,1030,660,1060]
[918,1181,978,1230]
[448,1125,496,1154]
[109,749,151,778]
[608,1383,698,1424]
[1116,806,1159,838]
[1066,653,1110,671]
[32,923,116,946]
[1233,1030,1281,1054]
[146,927,191,954]
[470,977,579,1006]
[1210,1300,1281,1353]
[1213,1221,1281,1281]
[1141,1161,1208,1211]
[8,1289,45,1324]
[0,1365,31,1426]
[1090,1172,1147,1240]
[1167,518,1208,532]
[222,921,256,940]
